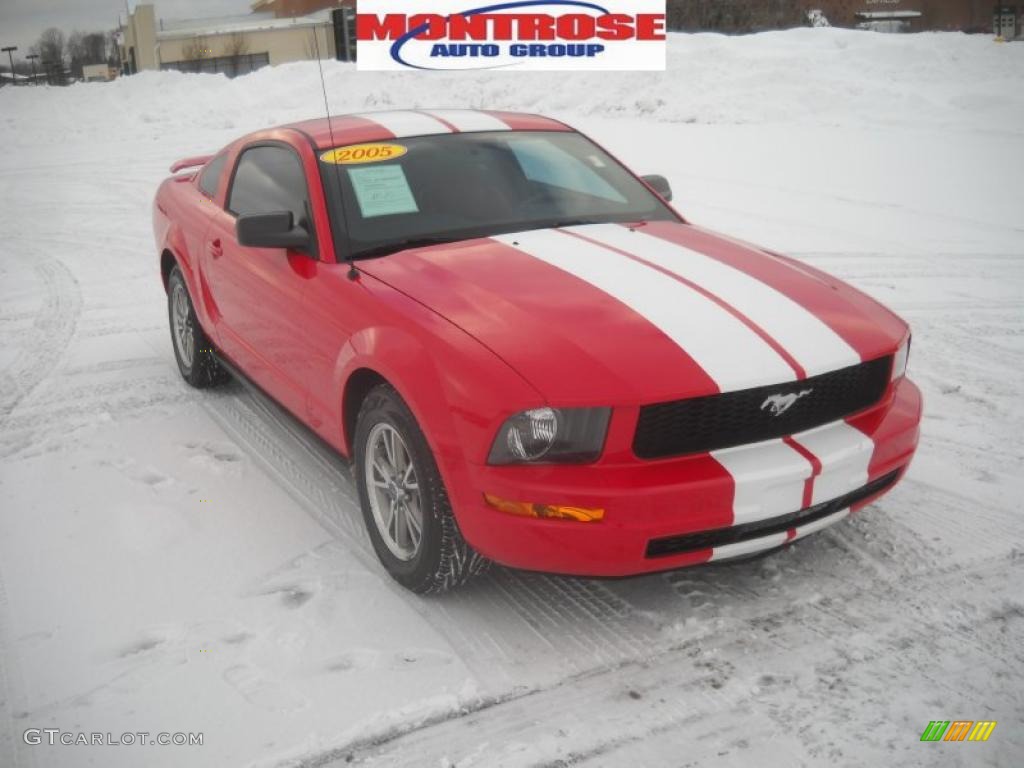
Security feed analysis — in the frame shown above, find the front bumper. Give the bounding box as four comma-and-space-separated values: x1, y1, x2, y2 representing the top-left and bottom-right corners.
450, 377, 922, 577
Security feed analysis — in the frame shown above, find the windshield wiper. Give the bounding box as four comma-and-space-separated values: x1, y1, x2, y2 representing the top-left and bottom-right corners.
350, 218, 639, 260
351, 236, 468, 261
545, 218, 604, 230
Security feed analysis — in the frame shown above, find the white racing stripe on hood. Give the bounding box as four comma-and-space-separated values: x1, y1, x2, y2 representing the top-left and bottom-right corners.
568, 224, 861, 377
494, 229, 796, 392
422, 110, 510, 132
355, 110, 450, 137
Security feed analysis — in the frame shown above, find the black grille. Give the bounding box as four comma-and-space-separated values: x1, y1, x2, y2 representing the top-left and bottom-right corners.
645, 470, 900, 558
633, 356, 892, 460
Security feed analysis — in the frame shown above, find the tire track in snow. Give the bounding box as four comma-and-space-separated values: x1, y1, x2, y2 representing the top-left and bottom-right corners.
307, 558, 1023, 768
0, 569, 16, 768
201, 367, 1022, 722
201, 381, 667, 689
0, 563, 36, 768
197, 367, 1024, 768
284, 643, 745, 768
0, 366, 196, 461
184, 281, 1024, 766
0, 257, 82, 424
838, 480, 1024, 576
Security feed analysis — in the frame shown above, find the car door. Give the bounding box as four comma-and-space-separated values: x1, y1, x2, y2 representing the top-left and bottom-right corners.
203, 142, 316, 418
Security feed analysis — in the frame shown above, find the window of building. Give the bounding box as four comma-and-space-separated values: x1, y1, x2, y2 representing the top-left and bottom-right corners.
161, 51, 270, 78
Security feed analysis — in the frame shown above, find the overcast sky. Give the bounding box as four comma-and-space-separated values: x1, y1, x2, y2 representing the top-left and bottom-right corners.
1, 0, 255, 54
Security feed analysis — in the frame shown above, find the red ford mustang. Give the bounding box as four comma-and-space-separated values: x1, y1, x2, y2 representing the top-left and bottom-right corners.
153, 109, 921, 593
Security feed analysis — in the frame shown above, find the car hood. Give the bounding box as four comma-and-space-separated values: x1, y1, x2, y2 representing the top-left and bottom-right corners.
359, 221, 908, 405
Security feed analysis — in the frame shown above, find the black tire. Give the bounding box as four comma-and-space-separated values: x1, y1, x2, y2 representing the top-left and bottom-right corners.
354, 384, 489, 593
167, 265, 229, 388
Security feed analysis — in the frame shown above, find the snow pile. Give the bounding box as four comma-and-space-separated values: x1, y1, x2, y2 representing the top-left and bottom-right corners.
2, 29, 1023, 153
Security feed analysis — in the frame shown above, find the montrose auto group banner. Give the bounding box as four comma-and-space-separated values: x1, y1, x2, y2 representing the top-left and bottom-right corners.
355, 0, 666, 70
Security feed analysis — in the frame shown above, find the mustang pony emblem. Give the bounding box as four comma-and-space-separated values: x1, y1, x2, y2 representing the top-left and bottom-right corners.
761, 389, 814, 417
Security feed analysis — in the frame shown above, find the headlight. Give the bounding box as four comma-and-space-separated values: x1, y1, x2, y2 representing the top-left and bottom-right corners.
892, 335, 911, 381
488, 407, 611, 465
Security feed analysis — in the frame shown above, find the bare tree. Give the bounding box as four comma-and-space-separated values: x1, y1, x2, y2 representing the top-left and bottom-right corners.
181, 35, 211, 73
67, 30, 113, 79
36, 27, 66, 67
225, 32, 250, 77
67, 31, 87, 78
83, 32, 108, 65
31, 28, 68, 84
107, 30, 121, 69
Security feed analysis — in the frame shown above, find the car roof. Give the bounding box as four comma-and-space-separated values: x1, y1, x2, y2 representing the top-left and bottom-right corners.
280, 109, 573, 149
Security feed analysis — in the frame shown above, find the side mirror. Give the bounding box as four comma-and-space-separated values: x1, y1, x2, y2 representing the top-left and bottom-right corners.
641, 174, 673, 202
236, 211, 310, 250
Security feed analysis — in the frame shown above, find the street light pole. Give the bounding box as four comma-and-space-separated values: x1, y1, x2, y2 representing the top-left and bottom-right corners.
2, 46, 17, 86
26, 53, 38, 85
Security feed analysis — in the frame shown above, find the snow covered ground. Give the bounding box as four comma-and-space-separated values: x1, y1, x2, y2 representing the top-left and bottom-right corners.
1, 29, 1023, 768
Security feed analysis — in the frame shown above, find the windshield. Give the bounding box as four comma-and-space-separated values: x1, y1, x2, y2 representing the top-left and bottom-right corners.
317, 130, 678, 260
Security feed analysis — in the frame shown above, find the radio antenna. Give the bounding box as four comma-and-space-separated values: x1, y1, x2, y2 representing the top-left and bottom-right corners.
313, 24, 359, 281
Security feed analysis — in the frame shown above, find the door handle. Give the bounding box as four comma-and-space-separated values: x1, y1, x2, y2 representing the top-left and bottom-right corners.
209, 238, 223, 259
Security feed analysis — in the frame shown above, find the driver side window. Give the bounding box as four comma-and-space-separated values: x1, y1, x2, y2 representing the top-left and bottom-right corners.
228, 145, 312, 234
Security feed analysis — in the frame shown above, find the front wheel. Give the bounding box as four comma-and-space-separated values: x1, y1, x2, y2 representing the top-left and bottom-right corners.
354, 384, 488, 593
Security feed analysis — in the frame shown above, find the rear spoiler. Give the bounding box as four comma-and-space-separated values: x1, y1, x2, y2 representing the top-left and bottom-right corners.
170, 154, 213, 174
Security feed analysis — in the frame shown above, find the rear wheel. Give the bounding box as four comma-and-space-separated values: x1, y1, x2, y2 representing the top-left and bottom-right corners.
167, 265, 228, 388
354, 384, 488, 593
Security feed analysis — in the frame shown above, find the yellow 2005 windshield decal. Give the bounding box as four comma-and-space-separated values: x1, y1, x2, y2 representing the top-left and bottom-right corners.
320, 143, 408, 165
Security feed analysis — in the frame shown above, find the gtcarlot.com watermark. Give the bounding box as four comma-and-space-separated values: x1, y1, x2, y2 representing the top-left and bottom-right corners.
24, 729, 203, 747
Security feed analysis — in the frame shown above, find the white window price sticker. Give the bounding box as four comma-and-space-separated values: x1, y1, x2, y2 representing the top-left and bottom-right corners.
347, 165, 419, 218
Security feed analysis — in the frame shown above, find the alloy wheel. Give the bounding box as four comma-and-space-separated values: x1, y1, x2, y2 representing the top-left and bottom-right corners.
364, 422, 424, 561
171, 281, 195, 368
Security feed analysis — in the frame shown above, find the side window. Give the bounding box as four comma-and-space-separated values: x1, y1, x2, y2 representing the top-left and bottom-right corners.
198, 153, 227, 199
228, 145, 311, 230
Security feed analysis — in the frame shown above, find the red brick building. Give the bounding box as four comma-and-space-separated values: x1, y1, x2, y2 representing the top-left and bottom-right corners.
812, 0, 1014, 34
250, 0, 354, 19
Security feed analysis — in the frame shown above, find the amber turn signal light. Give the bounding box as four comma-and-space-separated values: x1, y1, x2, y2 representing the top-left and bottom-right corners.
483, 494, 604, 522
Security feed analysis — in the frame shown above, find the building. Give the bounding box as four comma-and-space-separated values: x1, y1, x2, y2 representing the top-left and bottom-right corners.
118, 1, 354, 77
994, 3, 1022, 37
82, 63, 118, 82
0, 72, 29, 87
811, 1, 1018, 35
251, 0, 347, 16
855, 9, 924, 33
